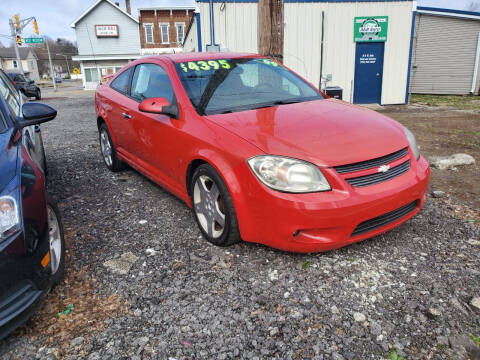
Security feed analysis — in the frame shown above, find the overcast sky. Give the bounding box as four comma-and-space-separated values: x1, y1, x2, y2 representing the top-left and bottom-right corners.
1, 0, 478, 45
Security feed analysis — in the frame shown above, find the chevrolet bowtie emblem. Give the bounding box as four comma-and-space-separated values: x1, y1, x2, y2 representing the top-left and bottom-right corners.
378, 165, 390, 173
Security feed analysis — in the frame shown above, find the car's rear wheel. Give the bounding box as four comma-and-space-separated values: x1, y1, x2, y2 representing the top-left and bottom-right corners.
46, 197, 65, 285
99, 123, 124, 172
191, 164, 241, 247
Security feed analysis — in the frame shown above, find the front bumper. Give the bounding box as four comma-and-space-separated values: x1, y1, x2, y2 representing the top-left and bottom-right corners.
235, 155, 430, 253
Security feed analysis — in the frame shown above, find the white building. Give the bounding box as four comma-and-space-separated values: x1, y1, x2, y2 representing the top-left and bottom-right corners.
410, 6, 480, 95
71, 0, 141, 90
0, 48, 40, 82
184, 0, 417, 105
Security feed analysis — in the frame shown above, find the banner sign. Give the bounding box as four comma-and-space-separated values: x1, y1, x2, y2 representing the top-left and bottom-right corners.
354, 16, 388, 42
95, 25, 119, 37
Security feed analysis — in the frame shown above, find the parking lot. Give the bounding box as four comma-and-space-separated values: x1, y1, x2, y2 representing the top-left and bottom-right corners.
0, 87, 479, 359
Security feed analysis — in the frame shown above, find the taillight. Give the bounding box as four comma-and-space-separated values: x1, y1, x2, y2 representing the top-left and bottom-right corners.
12, 81, 16, 86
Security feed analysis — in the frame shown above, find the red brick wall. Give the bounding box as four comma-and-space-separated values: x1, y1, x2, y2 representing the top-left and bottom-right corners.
139, 9, 194, 49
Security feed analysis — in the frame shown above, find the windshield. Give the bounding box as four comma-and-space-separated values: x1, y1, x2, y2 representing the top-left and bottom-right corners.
175, 57, 323, 115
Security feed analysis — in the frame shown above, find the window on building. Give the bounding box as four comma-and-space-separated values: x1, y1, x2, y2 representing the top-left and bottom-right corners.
160, 23, 169, 44
111, 67, 133, 94
175, 22, 185, 45
143, 23, 154, 44
13, 60, 18, 68
85, 68, 100, 83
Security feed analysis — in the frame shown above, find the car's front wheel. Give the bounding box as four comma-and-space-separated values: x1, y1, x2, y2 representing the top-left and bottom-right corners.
35, 89, 41, 101
46, 197, 65, 286
191, 164, 241, 247
99, 123, 125, 172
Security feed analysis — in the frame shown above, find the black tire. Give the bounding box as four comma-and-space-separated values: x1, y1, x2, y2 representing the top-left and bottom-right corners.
99, 123, 125, 172
190, 164, 241, 247
35, 89, 41, 101
46, 196, 65, 286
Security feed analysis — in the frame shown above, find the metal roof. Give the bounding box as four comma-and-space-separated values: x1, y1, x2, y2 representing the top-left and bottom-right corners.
417, 6, 480, 20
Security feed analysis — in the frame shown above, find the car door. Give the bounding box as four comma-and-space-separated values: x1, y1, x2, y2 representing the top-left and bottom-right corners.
127, 62, 183, 187
105, 67, 138, 157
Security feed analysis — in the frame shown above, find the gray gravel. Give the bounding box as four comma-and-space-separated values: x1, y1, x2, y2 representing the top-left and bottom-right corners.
1, 92, 479, 359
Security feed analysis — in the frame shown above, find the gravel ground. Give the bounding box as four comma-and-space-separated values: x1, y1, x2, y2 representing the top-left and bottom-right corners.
1, 92, 479, 360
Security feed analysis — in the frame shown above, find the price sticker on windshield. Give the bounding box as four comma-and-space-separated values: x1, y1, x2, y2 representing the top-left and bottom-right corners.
179, 60, 231, 72
262, 59, 279, 67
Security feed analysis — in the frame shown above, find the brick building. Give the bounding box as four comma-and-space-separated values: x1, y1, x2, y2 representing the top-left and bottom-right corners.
138, 6, 195, 55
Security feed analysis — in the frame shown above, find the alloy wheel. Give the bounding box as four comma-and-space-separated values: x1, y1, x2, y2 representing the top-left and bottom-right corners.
193, 175, 226, 238
100, 129, 113, 167
47, 205, 62, 274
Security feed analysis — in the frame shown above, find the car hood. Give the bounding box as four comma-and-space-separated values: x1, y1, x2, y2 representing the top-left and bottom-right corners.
0, 129, 19, 193
205, 99, 408, 167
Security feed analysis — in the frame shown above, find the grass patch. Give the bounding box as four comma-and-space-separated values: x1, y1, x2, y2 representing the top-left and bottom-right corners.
386, 350, 405, 360
410, 94, 480, 110
472, 335, 480, 348
301, 260, 312, 270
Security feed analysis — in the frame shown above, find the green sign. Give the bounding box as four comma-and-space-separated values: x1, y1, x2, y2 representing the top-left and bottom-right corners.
354, 16, 388, 42
24, 37, 44, 44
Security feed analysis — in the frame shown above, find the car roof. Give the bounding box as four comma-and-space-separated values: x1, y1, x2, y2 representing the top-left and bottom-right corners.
145, 52, 261, 63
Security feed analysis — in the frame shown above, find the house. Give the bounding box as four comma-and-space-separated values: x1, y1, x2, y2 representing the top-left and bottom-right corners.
70, 0, 141, 90
410, 7, 480, 95
0, 47, 40, 82
138, 5, 195, 55
184, 0, 417, 105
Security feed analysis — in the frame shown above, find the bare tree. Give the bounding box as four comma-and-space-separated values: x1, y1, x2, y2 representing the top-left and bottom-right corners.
467, 1, 480, 11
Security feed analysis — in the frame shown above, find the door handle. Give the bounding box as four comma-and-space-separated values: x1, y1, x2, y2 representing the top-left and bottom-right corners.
376, 73, 380, 77
121, 112, 131, 119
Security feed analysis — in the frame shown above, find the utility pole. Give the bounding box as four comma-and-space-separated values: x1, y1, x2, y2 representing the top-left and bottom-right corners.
9, 17, 24, 74
258, 0, 284, 62
45, 39, 56, 91
56, 53, 71, 77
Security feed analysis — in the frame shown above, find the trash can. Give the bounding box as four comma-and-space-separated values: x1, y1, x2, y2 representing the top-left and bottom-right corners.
324, 86, 343, 100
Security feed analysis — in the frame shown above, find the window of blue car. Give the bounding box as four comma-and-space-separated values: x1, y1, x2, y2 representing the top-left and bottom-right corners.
130, 63, 174, 103
110, 67, 133, 94
0, 71, 20, 117
174, 58, 323, 115
0, 109, 6, 132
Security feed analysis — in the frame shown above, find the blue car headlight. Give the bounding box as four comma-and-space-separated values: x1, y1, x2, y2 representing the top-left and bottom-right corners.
0, 183, 21, 242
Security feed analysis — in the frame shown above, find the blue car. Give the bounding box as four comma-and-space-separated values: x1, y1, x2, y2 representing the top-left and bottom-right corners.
0, 69, 65, 339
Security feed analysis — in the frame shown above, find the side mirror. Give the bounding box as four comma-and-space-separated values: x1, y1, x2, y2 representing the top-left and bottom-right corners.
18, 102, 57, 128
138, 97, 178, 119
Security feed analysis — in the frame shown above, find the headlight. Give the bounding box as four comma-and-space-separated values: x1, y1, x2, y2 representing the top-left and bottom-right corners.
247, 155, 331, 193
403, 126, 420, 160
0, 195, 20, 241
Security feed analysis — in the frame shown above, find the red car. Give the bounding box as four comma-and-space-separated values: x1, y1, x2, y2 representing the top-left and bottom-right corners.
95, 53, 430, 253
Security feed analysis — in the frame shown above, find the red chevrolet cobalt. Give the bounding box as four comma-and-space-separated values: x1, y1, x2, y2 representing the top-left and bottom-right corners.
95, 53, 430, 253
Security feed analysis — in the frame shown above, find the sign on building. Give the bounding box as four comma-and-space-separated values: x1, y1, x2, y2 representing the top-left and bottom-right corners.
95, 25, 119, 37
354, 16, 388, 43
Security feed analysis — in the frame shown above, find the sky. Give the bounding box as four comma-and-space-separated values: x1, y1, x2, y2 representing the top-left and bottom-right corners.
0, 0, 478, 45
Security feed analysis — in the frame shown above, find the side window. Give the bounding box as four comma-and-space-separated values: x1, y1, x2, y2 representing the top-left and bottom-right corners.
0, 71, 21, 116
110, 67, 133, 94
130, 64, 174, 103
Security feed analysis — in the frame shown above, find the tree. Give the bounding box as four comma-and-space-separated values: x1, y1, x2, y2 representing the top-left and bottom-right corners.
467, 1, 480, 11
29, 37, 79, 77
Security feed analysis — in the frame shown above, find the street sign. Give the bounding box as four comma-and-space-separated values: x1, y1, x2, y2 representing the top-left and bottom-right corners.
24, 37, 44, 44
73, 67, 80, 75
354, 16, 389, 43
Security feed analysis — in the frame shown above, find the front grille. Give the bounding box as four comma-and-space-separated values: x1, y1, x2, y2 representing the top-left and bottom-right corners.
345, 160, 410, 187
351, 201, 417, 237
334, 148, 408, 174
